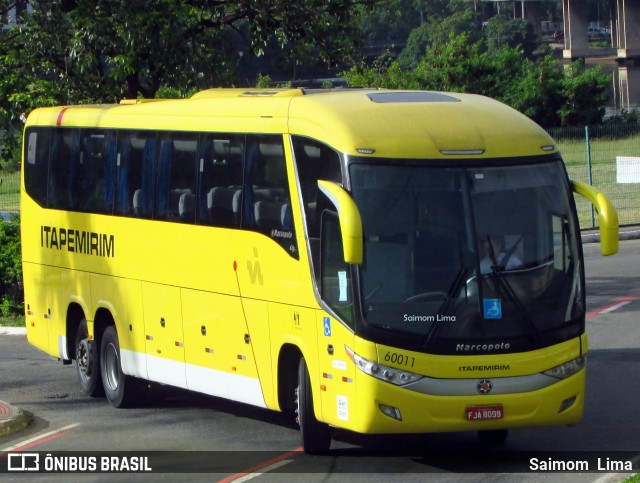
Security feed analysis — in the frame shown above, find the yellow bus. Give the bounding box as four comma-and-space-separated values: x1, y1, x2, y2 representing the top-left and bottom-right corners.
21, 88, 618, 452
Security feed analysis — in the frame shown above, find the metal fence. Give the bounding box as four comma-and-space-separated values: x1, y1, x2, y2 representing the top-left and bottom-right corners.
0, 169, 19, 216
2, 124, 640, 226
549, 124, 640, 229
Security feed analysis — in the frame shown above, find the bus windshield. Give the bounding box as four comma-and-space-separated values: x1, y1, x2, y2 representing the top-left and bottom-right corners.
348, 157, 583, 355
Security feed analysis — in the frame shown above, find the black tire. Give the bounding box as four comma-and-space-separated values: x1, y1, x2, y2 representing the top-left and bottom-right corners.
75, 319, 104, 397
100, 326, 140, 408
478, 429, 508, 446
296, 358, 331, 454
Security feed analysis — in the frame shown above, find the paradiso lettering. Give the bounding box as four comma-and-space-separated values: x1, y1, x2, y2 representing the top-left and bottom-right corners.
41, 225, 115, 258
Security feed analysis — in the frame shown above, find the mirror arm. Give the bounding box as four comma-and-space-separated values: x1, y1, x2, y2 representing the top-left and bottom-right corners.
571, 180, 618, 256
318, 180, 363, 264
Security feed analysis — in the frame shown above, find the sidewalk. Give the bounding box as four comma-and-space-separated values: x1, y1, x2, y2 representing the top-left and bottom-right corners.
0, 400, 30, 437
581, 225, 640, 243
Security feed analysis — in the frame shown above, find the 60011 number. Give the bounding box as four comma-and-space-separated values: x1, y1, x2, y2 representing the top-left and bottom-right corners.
384, 351, 415, 368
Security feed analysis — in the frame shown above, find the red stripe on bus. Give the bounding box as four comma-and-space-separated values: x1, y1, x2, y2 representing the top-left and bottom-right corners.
56, 107, 69, 126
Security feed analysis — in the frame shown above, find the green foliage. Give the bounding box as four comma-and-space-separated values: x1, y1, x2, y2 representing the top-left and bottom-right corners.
397, 23, 431, 69
344, 34, 610, 128
255, 74, 275, 88
484, 14, 537, 58
254, 74, 291, 88
0, 214, 23, 317
397, 7, 480, 69
154, 86, 198, 99
557, 62, 609, 126
605, 108, 640, 124
0, 0, 383, 165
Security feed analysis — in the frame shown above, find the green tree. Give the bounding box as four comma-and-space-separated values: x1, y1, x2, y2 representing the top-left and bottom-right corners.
557, 62, 609, 126
484, 14, 537, 58
398, 8, 481, 68
0, 0, 382, 164
344, 34, 610, 128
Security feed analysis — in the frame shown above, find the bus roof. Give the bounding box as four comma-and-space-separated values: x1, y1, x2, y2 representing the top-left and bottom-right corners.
25, 88, 557, 159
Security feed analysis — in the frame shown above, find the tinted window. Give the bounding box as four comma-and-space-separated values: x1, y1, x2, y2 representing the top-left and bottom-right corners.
291, 136, 342, 238
243, 135, 298, 258
78, 131, 116, 214
115, 131, 156, 218
48, 129, 79, 209
198, 134, 244, 228
155, 133, 198, 223
24, 128, 50, 206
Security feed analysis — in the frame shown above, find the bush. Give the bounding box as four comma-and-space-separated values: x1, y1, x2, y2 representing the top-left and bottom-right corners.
343, 34, 610, 129
0, 214, 23, 317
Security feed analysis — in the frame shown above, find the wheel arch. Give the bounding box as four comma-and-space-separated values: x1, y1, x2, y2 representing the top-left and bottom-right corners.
93, 307, 116, 354
66, 302, 86, 360
277, 343, 303, 414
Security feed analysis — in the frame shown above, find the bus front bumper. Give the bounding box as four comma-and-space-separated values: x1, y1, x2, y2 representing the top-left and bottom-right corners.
342, 369, 585, 434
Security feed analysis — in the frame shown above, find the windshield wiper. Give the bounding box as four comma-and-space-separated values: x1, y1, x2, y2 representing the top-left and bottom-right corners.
485, 235, 544, 345
423, 242, 469, 348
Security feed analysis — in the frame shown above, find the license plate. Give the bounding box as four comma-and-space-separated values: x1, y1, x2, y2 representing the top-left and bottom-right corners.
465, 405, 504, 421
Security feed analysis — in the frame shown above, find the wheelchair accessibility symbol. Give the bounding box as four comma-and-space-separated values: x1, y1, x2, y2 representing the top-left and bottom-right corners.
323, 317, 332, 337
483, 299, 502, 319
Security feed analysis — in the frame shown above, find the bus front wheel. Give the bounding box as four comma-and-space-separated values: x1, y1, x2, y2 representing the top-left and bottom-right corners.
75, 319, 104, 397
100, 326, 139, 408
296, 358, 331, 454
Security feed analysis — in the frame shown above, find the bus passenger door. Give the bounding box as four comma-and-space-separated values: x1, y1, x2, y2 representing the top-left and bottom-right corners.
142, 282, 186, 388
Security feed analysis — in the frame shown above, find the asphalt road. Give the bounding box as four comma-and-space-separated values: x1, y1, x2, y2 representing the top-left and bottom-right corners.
1, 239, 640, 482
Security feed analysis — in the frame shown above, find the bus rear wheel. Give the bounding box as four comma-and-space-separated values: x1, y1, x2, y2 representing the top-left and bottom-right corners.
100, 326, 140, 408
296, 358, 331, 454
75, 319, 104, 397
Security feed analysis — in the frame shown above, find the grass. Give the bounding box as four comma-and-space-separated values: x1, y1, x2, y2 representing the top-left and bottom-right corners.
555, 132, 640, 228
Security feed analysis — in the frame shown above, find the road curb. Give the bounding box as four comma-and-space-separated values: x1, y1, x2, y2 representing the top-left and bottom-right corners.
581, 229, 640, 244
0, 400, 32, 437
0, 327, 26, 336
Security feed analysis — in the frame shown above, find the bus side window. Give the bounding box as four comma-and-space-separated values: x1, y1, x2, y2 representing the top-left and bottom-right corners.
78, 131, 116, 214
198, 134, 244, 228
291, 136, 343, 239
48, 129, 80, 210
115, 132, 155, 218
24, 128, 50, 207
321, 210, 354, 328
243, 135, 298, 258
155, 133, 198, 223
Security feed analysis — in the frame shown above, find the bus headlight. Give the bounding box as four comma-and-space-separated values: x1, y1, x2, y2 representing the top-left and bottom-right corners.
344, 346, 424, 386
543, 356, 586, 380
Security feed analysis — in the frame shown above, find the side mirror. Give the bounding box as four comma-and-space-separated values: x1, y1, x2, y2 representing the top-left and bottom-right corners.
318, 180, 363, 264
571, 180, 618, 256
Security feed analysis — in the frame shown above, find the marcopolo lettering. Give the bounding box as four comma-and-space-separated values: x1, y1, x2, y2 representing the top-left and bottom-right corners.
455, 342, 510, 353
270, 228, 293, 239
41, 225, 115, 258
